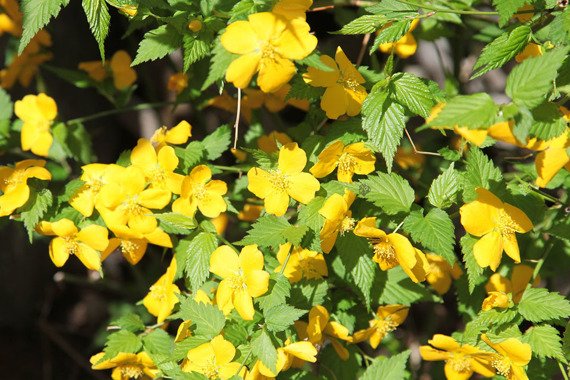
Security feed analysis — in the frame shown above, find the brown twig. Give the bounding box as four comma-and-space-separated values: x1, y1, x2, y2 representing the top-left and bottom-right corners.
356, 33, 371, 67
404, 128, 441, 156
233, 88, 242, 150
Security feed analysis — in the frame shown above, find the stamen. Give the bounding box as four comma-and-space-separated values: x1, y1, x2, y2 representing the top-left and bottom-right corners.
268, 170, 289, 192
340, 217, 355, 234
120, 364, 144, 378
372, 241, 398, 267
491, 355, 511, 377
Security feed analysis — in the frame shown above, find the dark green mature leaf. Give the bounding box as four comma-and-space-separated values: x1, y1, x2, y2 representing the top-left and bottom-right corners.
404, 208, 456, 264
370, 20, 411, 53
264, 304, 307, 332
19, 0, 70, 53
336, 14, 386, 34
461, 147, 502, 201
361, 89, 406, 170
99, 330, 142, 362
429, 93, 498, 130
202, 42, 238, 90
252, 329, 278, 373
183, 35, 210, 72
132, 25, 183, 65
336, 234, 375, 307
20, 188, 53, 242
377, 267, 441, 305
175, 232, 217, 292
298, 52, 335, 72
390, 72, 435, 118
258, 273, 291, 310
492, 0, 527, 26
289, 280, 329, 309
359, 172, 415, 214
506, 48, 568, 108
460, 234, 485, 293
142, 329, 174, 355
523, 325, 567, 363
361, 350, 410, 380
202, 125, 231, 160
471, 25, 531, 78
518, 288, 570, 323
174, 298, 225, 338
298, 196, 325, 232
82, 0, 110, 59
428, 163, 459, 209
463, 308, 519, 344
529, 102, 567, 140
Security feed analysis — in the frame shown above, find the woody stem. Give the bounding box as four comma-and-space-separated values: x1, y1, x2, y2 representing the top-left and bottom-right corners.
66, 101, 179, 125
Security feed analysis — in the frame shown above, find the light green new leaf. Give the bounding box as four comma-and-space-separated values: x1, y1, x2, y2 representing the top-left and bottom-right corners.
142, 329, 174, 355
335, 14, 386, 35
155, 212, 198, 235
257, 273, 291, 311
461, 147, 502, 201
336, 233, 375, 307
361, 351, 410, 380
523, 325, 567, 363
369, 20, 411, 53
237, 215, 291, 247
429, 93, 498, 130
428, 163, 459, 209
175, 232, 218, 292
98, 330, 142, 363
366, 0, 417, 19
492, 0, 527, 26
264, 304, 307, 332
359, 172, 415, 214
132, 25, 183, 66
111, 313, 145, 333
518, 287, 570, 323
389, 72, 435, 118
174, 298, 226, 338
19, 0, 70, 53
183, 35, 210, 72
20, 188, 53, 242
252, 329, 278, 373
82, 0, 110, 60
202, 124, 231, 160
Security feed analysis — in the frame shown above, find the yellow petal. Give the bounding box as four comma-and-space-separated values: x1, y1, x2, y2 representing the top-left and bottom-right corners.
210, 245, 240, 278
353, 217, 386, 239
274, 18, 317, 60
387, 232, 417, 270
287, 172, 320, 204
510, 264, 534, 301
264, 190, 290, 216
502, 232, 521, 264
221, 20, 259, 54
429, 334, 460, 351
473, 230, 503, 271
233, 289, 255, 320
459, 188, 501, 236
258, 55, 297, 93
211, 335, 236, 365
419, 346, 450, 361
276, 143, 308, 173
319, 192, 347, 221
482, 291, 510, 311
503, 203, 533, 233
245, 269, 270, 297
485, 273, 511, 294
282, 341, 317, 362
76, 224, 109, 251
321, 85, 348, 119
49, 237, 70, 267
535, 146, 569, 187
226, 53, 261, 89
75, 244, 102, 271
303, 55, 339, 87
394, 33, 417, 58
247, 167, 272, 200
310, 140, 344, 178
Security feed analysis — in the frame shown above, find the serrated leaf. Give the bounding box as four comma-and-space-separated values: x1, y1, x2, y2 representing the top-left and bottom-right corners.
335, 14, 386, 34
492, 0, 527, 26
361, 350, 410, 380
298, 52, 335, 72
389, 72, 434, 118
282, 225, 309, 246
179, 141, 205, 171
460, 234, 485, 293
202, 42, 238, 90
518, 288, 570, 323
257, 273, 291, 311
237, 215, 291, 247
549, 8, 570, 44
20, 188, 53, 242
0, 88, 13, 120
202, 125, 231, 160
82, 0, 110, 59
430, 93, 498, 130
99, 330, 142, 362
19, 0, 69, 53
252, 329, 278, 373
175, 232, 217, 292
286, 74, 323, 101
132, 25, 182, 66
370, 20, 411, 53
366, 0, 417, 19
524, 325, 567, 363
298, 196, 325, 232
506, 48, 568, 108
174, 297, 225, 338
155, 212, 197, 235
376, 267, 440, 305
264, 304, 307, 332
463, 308, 519, 344
403, 208, 455, 264
183, 35, 210, 72
428, 163, 459, 209
359, 172, 415, 214
289, 280, 328, 309
471, 25, 531, 78
461, 147, 502, 201
529, 102, 567, 140
336, 234, 375, 307
142, 329, 174, 355
111, 313, 145, 333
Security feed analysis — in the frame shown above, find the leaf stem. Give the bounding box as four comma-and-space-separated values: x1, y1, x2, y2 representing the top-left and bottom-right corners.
559, 362, 570, 380
532, 240, 554, 281
66, 101, 179, 125
279, 245, 293, 275
213, 165, 250, 173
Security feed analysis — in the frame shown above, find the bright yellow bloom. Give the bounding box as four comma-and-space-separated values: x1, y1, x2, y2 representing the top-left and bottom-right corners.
515, 43, 542, 63
14, 93, 57, 157
247, 143, 320, 216
142, 258, 180, 323
70, 163, 125, 217
295, 305, 352, 360
101, 225, 172, 265
482, 264, 537, 311
257, 339, 318, 377
310, 140, 376, 182
0, 159, 51, 216
425, 254, 463, 295
150, 120, 192, 149
428, 103, 488, 146
318, 190, 356, 253
79, 50, 136, 90
257, 131, 293, 153
460, 188, 533, 271
36, 218, 109, 271
209, 245, 270, 320
167, 72, 189, 94
211, 213, 229, 235
420, 334, 495, 380
237, 200, 264, 221
90, 352, 158, 380
534, 129, 570, 188
353, 305, 408, 349
379, 19, 419, 59
182, 335, 242, 379
221, 12, 317, 93
272, 0, 312, 20
275, 242, 328, 283
303, 47, 367, 119
481, 334, 532, 380
172, 165, 228, 218
354, 217, 429, 283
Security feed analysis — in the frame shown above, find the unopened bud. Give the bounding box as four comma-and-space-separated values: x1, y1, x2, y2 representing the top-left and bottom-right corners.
188, 19, 202, 32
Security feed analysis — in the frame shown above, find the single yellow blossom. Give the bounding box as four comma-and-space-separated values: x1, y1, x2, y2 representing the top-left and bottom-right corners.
482, 264, 537, 311
172, 165, 228, 218
257, 131, 293, 153
318, 190, 356, 253
36, 218, 109, 271
481, 334, 532, 380
0, 0, 22, 37
209, 245, 270, 320
515, 43, 542, 63
534, 129, 570, 188
150, 120, 192, 149
460, 188, 533, 271
310, 140, 376, 182
14, 93, 57, 157
182, 335, 242, 379
272, 0, 312, 20
257, 339, 318, 377
142, 258, 180, 323
211, 213, 229, 235
167, 72, 189, 94
420, 334, 495, 380
90, 351, 158, 380
275, 242, 328, 282
425, 254, 463, 295
353, 305, 408, 349
354, 217, 429, 283
379, 19, 419, 59
247, 142, 320, 216
0, 159, 51, 216
221, 12, 317, 93
238, 200, 264, 221
303, 47, 367, 119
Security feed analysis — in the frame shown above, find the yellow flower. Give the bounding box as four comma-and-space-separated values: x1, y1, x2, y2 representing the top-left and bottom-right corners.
167, 72, 189, 94
150, 120, 192, 149
211, 213, 229, 235
118, 5, 138, 17
101, 225, 173, 265
256, 339, 318, 377
90, 351, 158, 380
172, 165, 228, 218
209, 245, 270, 320
36, 218, 109, 271
460, 188, 533, 271
247, 142, 320, 216
272, 0, 312, 20
142, 258, 180, 323
379, 19, 419, 59
221, 12, 317, 93
182, 335, 242, 379
310, 140, 376, 182
318, 190, 356, 253
14, 93, 57, 157
515, 43, 542, 63
79, 50, 137, 90
481, 334, 532, 380
420, 334, 495, 380
425, 254, 463, 295
534, 129, 569, 188
482, 264, 537, 311
0, 0, 22, 37
78, 61, 106, 82
295, 305, 352, 360
237, 200, 264, 221
188, 19, 203, 32
257, 131, 293, 153
303, 47, 367, 119
244, 85, 309, 113
514, 4, 534, 23
275, 242, 328, 283
427, 103, 488, 146
0, 159, 51, 216
354, 217, 429, 283
353, 305, 408, 349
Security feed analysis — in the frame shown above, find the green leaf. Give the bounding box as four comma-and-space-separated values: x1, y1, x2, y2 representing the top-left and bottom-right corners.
155, 212, 197, 235
289, 280, 329, 309
202, 125, 231, 160
142, 329, 174, 355
377, 267, 440, 305
460, 234, 485, 293
252, 329, 278, 373
463, 308, 519, 344
286, 74, 323, 101
335, 14, 386, 34
132, 25, 183, 65
336, 234, 375, 307
99, 330, 142, 362
361, 350, 410, 380
389, 72, 435, 118
298, 52, 335, 72
175, 232, 218, 292
471, 25, 531, 79
523, 325, 567, 363
518, 288, 570, 323
366, 0, 417, 19
202, 42, 238, 90
82, 0, 110, 59
429, 93, 498, 130
370, 20, 411, 53
403, 208, 456, 264
183, 35, 210, 72
20, 188, 53, 242
359, 172, 415, 214
64, 123, 94, 164
111, 313, 145, 333
529, 102, 567, 140
361, 89, 406, 170
563, 321, 570, 362
263, 304, 307, 332
506, 48, 568, 108
492, 0, 527, 26
297, 196, 325, 232
179, 141, 206, 171
461, 147, 502, 201
549, 8, 570, 44
237, 215, 292, 247
19, 0, 70, 53
428, 163, 459, 209
0, 88, 13, 120
174, 297, 226, 338
257, 273, 291, 311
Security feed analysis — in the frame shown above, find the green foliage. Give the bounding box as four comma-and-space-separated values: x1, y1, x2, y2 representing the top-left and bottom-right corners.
98, 330, 142, 362
370, 20, 411, 53
389, 73, 435, 118
202, 125, 231, 160
460, 234, 485, 293
257, 273, 291, 311
336, 14, 386, 34
403, 208, 456, 264
529, 102, 567, 140
461, 147, 502, 201
202, 42, 238, 90
111, 313, 145, 333
523, 325, 567, 363
336, 233, 375, 307
19, 0, 69, 53
359, 172, 415, 214
361, 350, 410, 380
492, 0, 528, 26
263, 304, 307, 332
518, 287, 570, 323
252, 329, 278, 373
155, 212, 197, 235
427, 163, 459, 209
82, 0, 110, 59
20, 188, 53, 242
132, 25, 183, 65
376, 267, 440, 305
429, 93, 498, 130
174, 297, 226, 339
0, 88, 13, 120
238, 215, 307, 247
175, 231, 218, 292
183, 35, 211, 72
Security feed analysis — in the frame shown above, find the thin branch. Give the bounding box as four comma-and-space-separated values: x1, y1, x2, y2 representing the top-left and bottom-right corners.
404, 128, 441, 156
356, 33, 371, 67
233, 88, 241, 150
66, 101, 178, 125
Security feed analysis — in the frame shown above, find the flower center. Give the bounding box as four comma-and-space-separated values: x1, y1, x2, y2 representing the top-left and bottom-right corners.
372, 240, 398, 267
201, 359, 220, 379
228, 271, 247, 290
338, 75, 360, 90
373, 316, 398, 337
447, 353, 472, 373
337, 153, 356, 175
268, 169, 289, 192
120, 364, 144, 378
340, 217, 355, 234
121, 239, 140, 257
192, 183, 207, 200
148, 165, 167, 185
261, 43, 277, 61
124, 195, 144, 216
491, 355, 511, 377
495, 209, 518, 237
149, 284, 168, 301
64, 237, 79, 256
